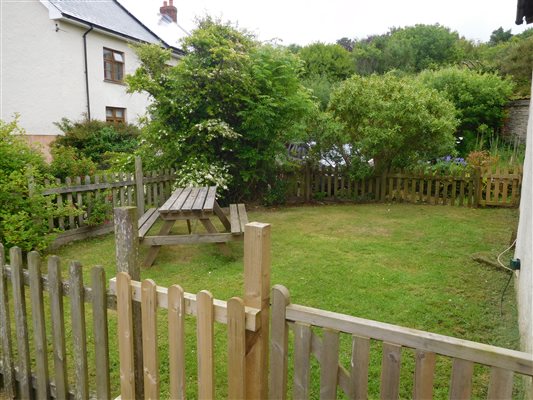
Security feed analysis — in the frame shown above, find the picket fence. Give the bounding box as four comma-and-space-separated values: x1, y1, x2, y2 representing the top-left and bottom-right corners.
0, 210, 532, 399
289, 165, 523, 208
41, 157, 175, 247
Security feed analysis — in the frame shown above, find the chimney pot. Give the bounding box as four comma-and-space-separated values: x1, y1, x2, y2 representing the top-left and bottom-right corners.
160, 0, 177, 22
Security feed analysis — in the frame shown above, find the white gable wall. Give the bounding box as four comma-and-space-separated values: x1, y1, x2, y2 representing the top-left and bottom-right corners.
1, 0, 152, 136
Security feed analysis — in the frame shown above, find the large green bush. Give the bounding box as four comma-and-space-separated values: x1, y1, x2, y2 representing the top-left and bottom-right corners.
0, 119, 60, 251
53, 118, 140, 168
419, 67, 514, 154
325, 74, 458, 173
126, 18, 315, 200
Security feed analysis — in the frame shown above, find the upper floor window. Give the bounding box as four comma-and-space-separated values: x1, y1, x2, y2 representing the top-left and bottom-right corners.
103, 48, 124, 83
106, 107, 126, 125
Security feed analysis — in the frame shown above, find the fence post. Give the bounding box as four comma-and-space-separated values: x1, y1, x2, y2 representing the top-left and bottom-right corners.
135, 156, 145, 216
305, 165, 311, 202
474, 167, 482, 208
114, 206, 144, 399
244, 222, 271, 399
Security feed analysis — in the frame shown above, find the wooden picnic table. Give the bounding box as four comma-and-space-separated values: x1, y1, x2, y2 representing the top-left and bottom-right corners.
139, 186, 248, 267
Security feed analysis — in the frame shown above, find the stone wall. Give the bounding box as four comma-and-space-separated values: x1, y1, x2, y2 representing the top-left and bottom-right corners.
504, 99, 530, 143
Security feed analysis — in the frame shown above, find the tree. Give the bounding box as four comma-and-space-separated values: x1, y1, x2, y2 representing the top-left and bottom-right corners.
351, 25, 463, 75
336, 37, 355, 52
419, 67, 514, 154
298, 42, 354, 81
325, 74, 457, 173
489, 27, 513, 45
500, 36, 533, 97
383, 24, 463, 72
126, 18, 315, 199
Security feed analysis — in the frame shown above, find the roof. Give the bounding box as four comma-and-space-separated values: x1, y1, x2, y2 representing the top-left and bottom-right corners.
46, 0, 184, 55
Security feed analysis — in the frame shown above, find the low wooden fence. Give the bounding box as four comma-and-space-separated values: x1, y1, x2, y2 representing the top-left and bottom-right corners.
41, 157, 175, 246
0, 245, 112, 399
288, 165, 523, 208
270, 285, 533, 399
1, 209, 531, 399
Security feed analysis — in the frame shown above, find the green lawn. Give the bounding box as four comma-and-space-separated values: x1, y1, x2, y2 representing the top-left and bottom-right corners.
52, 203, 521, 398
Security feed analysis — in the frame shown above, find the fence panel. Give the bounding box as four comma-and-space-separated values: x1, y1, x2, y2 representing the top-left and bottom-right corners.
0, 249, 112, 399
112, 274, 259, 399
290, 166, 521, 208
38, 158, 177, 247
271, 285, 533, 400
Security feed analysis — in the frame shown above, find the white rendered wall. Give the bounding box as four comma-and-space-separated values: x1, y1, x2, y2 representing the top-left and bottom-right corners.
1, 0, 153, 135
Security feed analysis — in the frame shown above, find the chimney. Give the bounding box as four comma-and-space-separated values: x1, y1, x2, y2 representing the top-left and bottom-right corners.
160, 0, 177, 22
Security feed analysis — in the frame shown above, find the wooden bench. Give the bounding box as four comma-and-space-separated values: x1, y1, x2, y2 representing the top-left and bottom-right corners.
138, 207, 159, 238
229, 204, 248, 235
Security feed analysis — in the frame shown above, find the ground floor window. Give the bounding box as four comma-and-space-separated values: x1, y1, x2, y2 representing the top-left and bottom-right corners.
106, 107, 126, 125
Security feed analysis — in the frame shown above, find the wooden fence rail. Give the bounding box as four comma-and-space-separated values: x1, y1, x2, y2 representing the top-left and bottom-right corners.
269, 284, 533, 399
288, 165, 523, 208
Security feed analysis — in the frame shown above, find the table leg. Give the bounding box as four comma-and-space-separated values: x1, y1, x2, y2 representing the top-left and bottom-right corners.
143, 220, 175, 268
214, 202, 231, 232
200, 218, 231, 256
186, 219, 192, 234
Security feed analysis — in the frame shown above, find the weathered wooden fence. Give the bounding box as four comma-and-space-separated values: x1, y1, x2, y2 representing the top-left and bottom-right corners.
270, 284, 533, 399
0, 244, 112, 399
1, 208, 532, 399
41, 157, 176, 247
288, 165, 523, 208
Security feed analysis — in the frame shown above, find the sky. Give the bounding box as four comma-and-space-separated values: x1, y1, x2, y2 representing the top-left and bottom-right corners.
119, 0, 531, 46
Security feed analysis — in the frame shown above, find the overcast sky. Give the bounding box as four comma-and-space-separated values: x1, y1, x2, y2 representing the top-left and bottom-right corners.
120, 0, 530, 46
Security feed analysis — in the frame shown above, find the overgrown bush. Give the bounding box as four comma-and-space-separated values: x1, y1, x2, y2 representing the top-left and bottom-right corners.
0, 118, 62, 251
324, 74, 458, 173
53, 118, 140, 168
49, 146, 97, 180
419, 67, 514, 155
126, 18, 315, 201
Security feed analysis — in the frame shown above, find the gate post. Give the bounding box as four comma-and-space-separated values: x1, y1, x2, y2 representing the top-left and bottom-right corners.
114, 206, 144, 399
243, 222, 271, 399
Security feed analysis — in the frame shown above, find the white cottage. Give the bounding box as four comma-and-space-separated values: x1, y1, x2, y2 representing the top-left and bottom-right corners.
0, 0, 184, 158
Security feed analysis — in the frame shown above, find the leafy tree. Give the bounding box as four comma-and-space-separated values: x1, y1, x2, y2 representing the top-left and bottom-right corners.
126, 18, 315, 199
419, 67, 514, 154
53, 118, 140, 168
382, 24, 463, 72
499, 36, 533, 97
325, 74, 457, 173
298, 42, 354, 81
489, 27, 513, 45
336, 37, 355, 52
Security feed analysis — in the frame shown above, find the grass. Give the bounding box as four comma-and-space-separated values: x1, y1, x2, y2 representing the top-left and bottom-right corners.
49, 203, 521, 398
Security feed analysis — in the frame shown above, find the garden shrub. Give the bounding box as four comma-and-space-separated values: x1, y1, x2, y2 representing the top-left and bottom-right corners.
53, 118, 140, 168
325, 73, 458, 174
0, 118, 67, 251
49, 146, 97, 180
418, 67, 514, 155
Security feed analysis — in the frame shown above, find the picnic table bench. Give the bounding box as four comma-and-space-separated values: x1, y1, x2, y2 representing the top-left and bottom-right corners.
139, 186, 248, 267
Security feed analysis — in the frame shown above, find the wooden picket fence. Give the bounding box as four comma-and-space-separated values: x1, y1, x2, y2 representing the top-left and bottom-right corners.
270, 285, 533, 399
289, 165, 523, 208
41, 157, 176, 246
1, 211, 532, 399
0, 245, 113, 399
